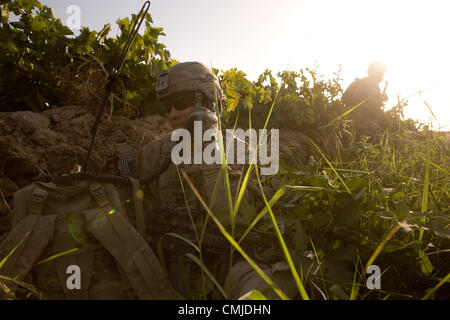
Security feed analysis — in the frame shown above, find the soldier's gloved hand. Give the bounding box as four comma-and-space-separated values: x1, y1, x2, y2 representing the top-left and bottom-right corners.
184, 107, 218, 135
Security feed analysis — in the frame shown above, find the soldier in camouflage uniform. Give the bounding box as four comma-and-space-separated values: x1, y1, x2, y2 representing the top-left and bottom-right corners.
342, 61, 389, 137
121, 62, 297, 299
118, 62, 251, 298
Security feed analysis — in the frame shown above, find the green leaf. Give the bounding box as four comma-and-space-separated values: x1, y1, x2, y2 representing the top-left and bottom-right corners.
149, 27, 163, 39
116, 17, 130, 33
17, 0, 42, 11
249, 289, 267, 300
145, 12, 153, 24
31, 16, 47, 31
418, 250, 433, 275
391, 191, 405, 201
346, 177, 366, 192
383, 239, 409, 253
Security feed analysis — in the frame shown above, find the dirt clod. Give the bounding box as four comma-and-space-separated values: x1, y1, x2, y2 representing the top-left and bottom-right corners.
0, 105, 171, 237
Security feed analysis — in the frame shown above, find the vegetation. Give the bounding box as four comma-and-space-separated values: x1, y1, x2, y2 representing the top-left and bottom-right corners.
0, 0, 174, 116
0, 0, 448, 300
199, 70, 449, 300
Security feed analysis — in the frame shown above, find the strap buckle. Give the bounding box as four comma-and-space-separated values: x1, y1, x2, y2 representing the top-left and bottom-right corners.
29, 188, 48, 215
89, 183, 110, 208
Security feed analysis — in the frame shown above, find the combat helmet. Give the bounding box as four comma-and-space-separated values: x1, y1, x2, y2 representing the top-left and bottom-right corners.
155, 62, 225, 111
367, 61, 386, 80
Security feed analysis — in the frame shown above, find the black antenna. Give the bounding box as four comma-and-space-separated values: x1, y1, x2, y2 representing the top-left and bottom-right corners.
83, 1, 151, 172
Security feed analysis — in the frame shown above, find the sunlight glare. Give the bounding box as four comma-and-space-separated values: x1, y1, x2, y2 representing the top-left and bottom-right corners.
276, 0, 450, 129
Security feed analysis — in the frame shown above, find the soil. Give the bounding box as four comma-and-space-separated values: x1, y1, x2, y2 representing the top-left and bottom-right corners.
0, 105, 310, 240
0, 105, 171, 239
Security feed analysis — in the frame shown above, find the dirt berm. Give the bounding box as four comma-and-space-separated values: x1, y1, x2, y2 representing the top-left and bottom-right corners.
0, 105, 309, 240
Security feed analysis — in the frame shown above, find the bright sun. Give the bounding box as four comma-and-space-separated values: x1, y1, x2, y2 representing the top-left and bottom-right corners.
275, 0, 450, 129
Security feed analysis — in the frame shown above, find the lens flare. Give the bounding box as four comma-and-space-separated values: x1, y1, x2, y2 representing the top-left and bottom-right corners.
136, 190, 144, 200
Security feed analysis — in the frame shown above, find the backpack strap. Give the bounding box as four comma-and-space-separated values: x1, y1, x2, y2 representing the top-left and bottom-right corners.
53, 251, 95, 300
0, 214, 57, 298
28, 187, 48, 215
11, 186, 47, 228
115, 262, 138, 300
129, 178, 145, 237
83, 199, 175, 299
89, 183, 110, 208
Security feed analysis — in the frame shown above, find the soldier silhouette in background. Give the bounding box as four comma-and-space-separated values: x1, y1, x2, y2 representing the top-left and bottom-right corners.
342, 61, 389, 137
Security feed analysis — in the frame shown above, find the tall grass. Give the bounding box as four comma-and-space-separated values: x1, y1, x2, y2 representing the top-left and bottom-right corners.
172, 81, 449, 300
1, 77, 448, 300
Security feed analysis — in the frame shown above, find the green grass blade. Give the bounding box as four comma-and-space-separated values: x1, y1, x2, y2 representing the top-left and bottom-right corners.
183, 253, 228, 299
423, 101, 438, 123
254, 167, 309, 300
306, 137, 352, 195
319, 99, 366, 129
155, 234, 195, 299
285, 185, 345, 193
350, 224, 401, 300
310, 238, 329, 299
430, 161, 448, 174
158, 232, 200, 253
216, 128, 235, 228
0, 232, 30, 271
175, 164, 207, 298
34, 248, 79, 266
421, 272, 450, 300
249, 289, 268, 300
0, 274, 44, 299
175, 165, 201, 243
233, 77, 283, 219
419, 123, 431, 242
180, 168, 289, 300
238, 185, 288, 245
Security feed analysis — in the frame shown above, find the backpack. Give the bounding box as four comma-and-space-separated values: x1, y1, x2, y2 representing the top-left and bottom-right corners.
0, 178, 176, 300
341, 78, 363, 108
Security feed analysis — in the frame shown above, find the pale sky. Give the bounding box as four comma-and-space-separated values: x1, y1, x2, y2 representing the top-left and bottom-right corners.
41, 0, 449, 130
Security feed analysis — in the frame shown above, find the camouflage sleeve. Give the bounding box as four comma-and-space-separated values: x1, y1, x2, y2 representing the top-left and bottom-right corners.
134, 139, 163, 178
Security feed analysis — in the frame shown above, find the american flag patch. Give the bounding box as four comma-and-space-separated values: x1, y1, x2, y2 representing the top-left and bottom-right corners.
119, 153, 135, 175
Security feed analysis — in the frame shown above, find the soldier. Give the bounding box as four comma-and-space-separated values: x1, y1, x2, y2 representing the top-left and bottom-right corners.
117, 62, 241, 298
342, 61, 389, 137
120, 62, 296, 299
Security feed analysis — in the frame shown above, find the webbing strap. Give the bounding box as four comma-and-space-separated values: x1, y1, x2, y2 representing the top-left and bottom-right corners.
0, 214, 56, 298
129, 178, 145, 237
54, 253, 94, 300
29, 187, 48, 215
116, 262, 138, 300
84, 208, 176, 300
89, 183, 110, 208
